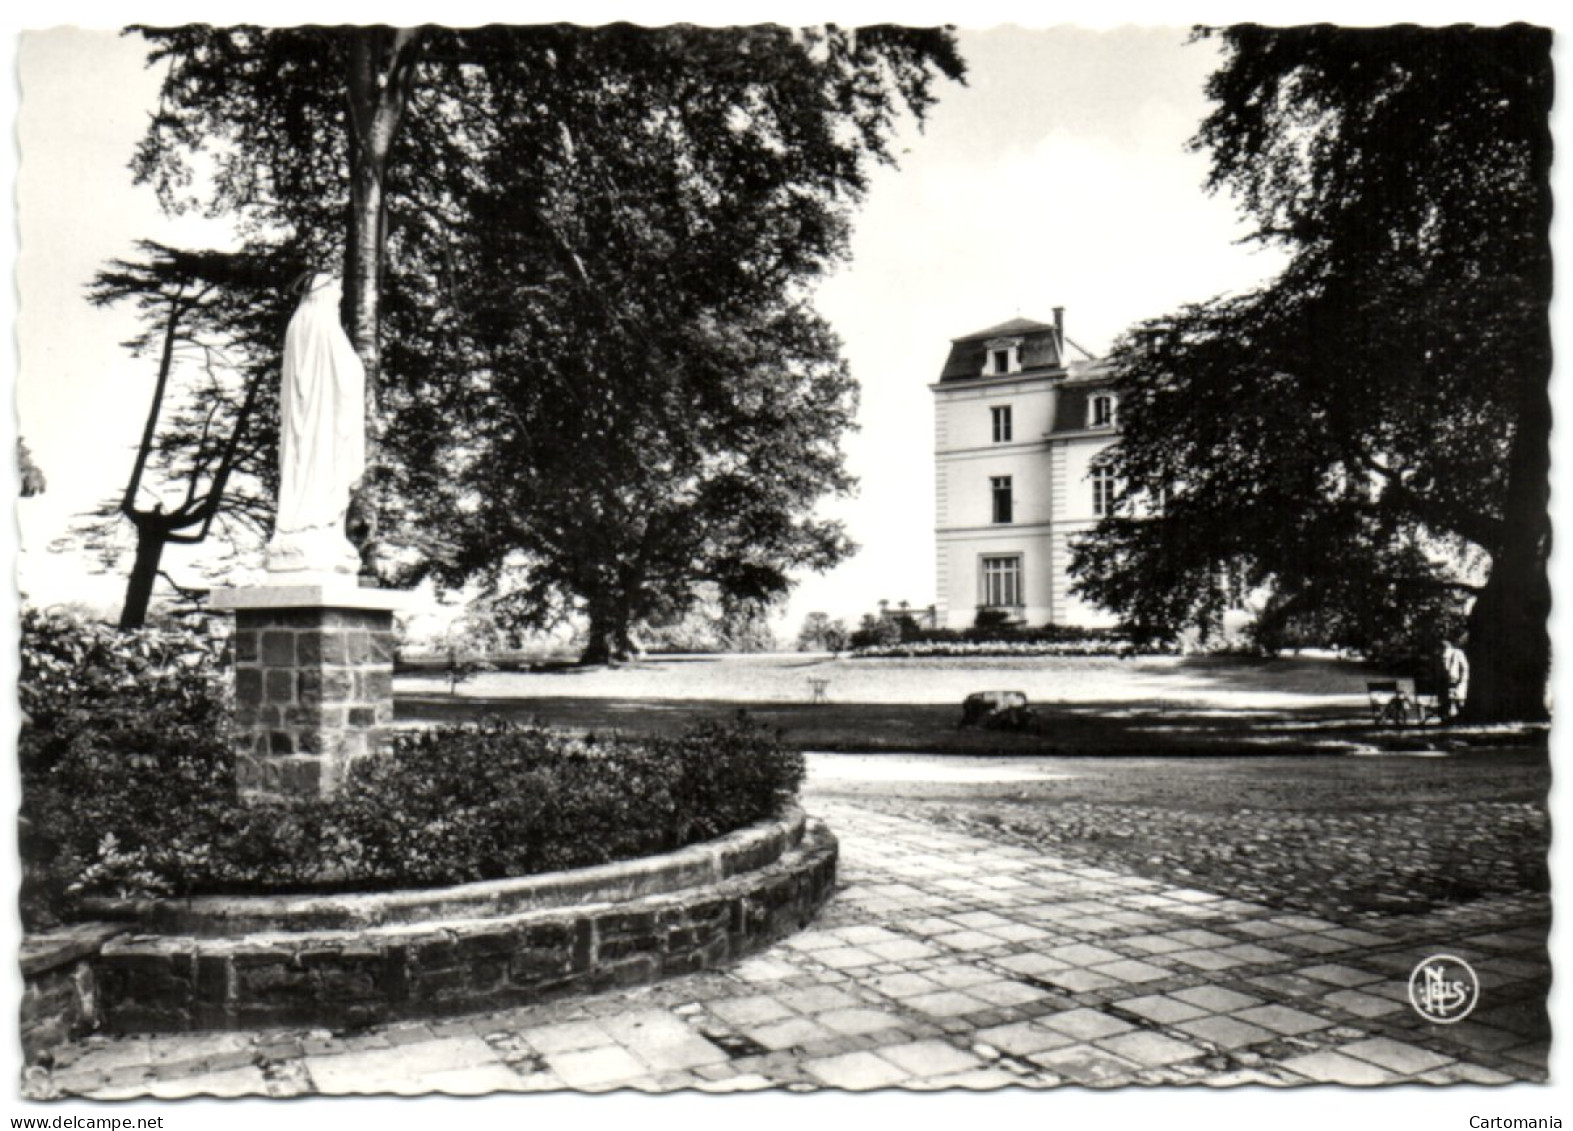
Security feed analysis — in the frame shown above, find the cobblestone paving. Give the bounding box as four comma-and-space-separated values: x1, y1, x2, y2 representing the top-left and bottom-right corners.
867, 796, 1550, 919
27, 798, 1549, 1097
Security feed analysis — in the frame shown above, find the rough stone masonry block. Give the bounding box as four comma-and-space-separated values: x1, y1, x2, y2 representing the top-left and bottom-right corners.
210, 585, 406, 804
235, 668, 264, 706
363, 669, 394, 701
320, 667, 356, 701
234, 630, 260, 664
265, 668, 296, 703
319, 632, 352, 664
286, 704, 324, 729
296, 668, 323, 705
261, 631, 297, 666
346, 631, 373, 664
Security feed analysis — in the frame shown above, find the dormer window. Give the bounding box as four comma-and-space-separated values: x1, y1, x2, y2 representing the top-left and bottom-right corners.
1090, 393, 1117, 428
984, 338, 1021, 376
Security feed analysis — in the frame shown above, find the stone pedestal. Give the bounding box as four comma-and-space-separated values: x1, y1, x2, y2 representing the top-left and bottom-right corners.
210, 584, 407, 804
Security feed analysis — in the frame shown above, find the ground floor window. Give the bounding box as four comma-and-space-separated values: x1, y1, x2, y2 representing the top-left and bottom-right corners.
981, 554, 1023, 608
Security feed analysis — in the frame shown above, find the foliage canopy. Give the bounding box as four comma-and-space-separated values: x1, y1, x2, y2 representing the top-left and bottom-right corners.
128, 24, 965, 656
1070, 24, 1551, 721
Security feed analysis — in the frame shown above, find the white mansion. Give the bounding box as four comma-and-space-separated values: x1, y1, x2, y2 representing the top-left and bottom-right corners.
931, 310, 1120, 630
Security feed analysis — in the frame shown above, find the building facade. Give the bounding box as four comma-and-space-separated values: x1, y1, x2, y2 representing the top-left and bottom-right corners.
931, 310, 1119, 630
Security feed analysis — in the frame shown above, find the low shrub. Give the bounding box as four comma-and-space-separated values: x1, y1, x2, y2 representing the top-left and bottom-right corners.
19, 607, 231, 771
972, 608, 1015, 631
20, 613, 802, 925
329, 716, 805, 885
851, 622, 1163, 658
19, 609, 239, 922
848, 614, 902, 650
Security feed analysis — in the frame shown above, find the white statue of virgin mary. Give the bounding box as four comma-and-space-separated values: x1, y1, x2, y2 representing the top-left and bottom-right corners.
265, 272, 366, 578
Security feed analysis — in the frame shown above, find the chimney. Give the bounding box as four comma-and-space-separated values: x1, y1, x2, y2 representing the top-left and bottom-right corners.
1052, 306, 1065, 359
1135, 320, 1174, 355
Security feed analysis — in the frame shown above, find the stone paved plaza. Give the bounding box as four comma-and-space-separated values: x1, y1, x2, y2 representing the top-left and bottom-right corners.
26, 796, 1550, 1097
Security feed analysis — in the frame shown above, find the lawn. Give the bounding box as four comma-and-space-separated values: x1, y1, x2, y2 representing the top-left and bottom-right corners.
405, 651, 1373, 707
395, 652, 1544, 757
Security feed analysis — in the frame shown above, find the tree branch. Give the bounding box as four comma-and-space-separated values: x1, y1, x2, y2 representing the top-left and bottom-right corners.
1355, 450, 1503, 553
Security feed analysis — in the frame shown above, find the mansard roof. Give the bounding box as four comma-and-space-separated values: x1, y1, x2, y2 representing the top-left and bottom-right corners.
1065, 356, 1116, 383
1048, 368, 1120, 435
952, 317, 1059, 342
939, 317, 1067, 382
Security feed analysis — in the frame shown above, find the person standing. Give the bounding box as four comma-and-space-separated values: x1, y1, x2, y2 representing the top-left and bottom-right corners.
1442, 638, 1470, 720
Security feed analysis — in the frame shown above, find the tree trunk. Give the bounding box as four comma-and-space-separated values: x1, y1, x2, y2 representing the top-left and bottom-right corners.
1462, 546, 1549, 723
119, 524, 168, 630
580, 602, 637, 666
342, 27, 422, 581
343, 100, 385, 579
1458, 77, 1553, 725
1459, 380, 1552, 723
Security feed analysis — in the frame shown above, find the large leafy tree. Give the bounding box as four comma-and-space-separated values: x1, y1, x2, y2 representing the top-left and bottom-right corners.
399, 26, 959, 661
127, 24, 963, 657
1071, 25, 1551, 722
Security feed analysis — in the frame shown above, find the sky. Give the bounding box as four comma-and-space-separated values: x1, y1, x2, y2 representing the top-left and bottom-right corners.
15, 28, 237, 611
9, 21, 1291, 637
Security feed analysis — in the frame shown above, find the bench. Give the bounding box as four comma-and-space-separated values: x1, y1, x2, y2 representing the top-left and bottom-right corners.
1367, 680, 1446, 727
1367, 680, 1410, 725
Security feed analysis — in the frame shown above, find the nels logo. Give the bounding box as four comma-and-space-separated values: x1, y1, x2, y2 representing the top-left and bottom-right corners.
1408, 954, 1480, 1024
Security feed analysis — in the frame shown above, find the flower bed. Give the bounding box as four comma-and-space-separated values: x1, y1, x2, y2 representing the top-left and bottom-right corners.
854, 638, 1149, 659
19, 610, 804, 928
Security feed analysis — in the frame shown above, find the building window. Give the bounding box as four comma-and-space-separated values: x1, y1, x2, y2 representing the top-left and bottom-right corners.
1091, 465, 1117, 517
990, 476, 1013, 524
990, 348, 1012, 375
991, 405, 1013, 443
981, 555, 1023, 609
1090, 394, 1117, 428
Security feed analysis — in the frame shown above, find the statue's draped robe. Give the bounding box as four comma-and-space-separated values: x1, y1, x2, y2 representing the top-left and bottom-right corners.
266, 275, 365, 576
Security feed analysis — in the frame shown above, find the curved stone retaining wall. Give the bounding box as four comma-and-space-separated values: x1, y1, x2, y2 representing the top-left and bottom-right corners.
90, 812, 837, 1034
85, 809, 809, 937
